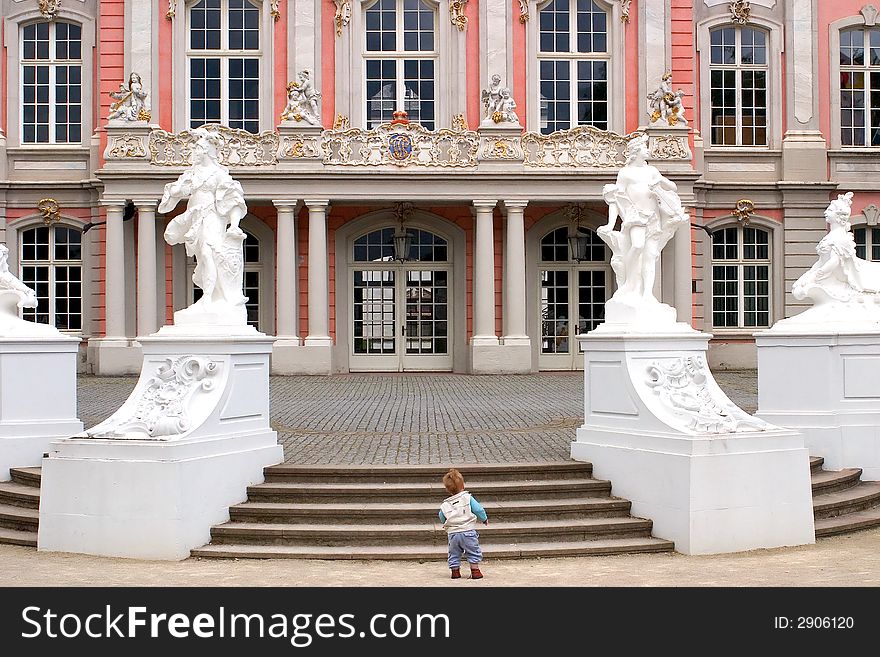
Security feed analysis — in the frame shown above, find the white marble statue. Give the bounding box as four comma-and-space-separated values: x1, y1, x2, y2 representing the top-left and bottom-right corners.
481, 74, 503, 118
159, 127, 249, 326
280, 69, 321, 126
648, 73, 687, 127
108, 72, 150, 122
0, 243, 61, 337
597, 134, 689, 324
779, 192, 880, 326
481, 74, 519, 124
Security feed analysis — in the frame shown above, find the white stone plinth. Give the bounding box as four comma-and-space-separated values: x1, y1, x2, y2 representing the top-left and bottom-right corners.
38, 333, 283, 559
0, 337, 83, 481
570, 331, 815, 555
756, 330, 880, 480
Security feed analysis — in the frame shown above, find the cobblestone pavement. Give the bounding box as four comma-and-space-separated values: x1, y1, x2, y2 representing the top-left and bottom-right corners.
77, 370, 759, 465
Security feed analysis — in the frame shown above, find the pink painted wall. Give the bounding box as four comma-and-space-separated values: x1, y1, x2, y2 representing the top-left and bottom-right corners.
1, 20, 6, 134
98, 0, 125, 165
466, 2, 480, 128
624, 1, 640, 133
273, 2, 289, 124
158, 0, 173, 130
511, 0, 526, 130
671, 0, 695, 152
321, 1, 335, 126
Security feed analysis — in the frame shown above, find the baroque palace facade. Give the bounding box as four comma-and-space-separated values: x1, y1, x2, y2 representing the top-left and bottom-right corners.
0, 0, 876, 374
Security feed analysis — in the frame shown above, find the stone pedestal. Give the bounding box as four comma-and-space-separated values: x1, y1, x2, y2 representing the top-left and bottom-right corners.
102, 121, 154, 169
38, 330, 283, 559
478, 124, 524, 168
570, 330, 815, 555
87, 337, 143, 375
756, 329, 880, 481
645, 124, 693, 172
0, 337, 83, 481
470, 343, 531, 374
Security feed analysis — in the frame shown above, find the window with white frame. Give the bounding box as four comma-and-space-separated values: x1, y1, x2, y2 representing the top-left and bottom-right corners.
19, 225, 83, 331
187, 0, 261, 133
711, 225, 771, 329
709, 26, 768, 146
20, 21, 82, 144
364, 0, 437, 129
538, 0, 609, 134
839, 27, 880, 147
854, 225, 880, 260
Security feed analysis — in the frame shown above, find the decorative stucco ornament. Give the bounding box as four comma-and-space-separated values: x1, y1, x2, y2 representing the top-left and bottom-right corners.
732, 199, 755, 225
450, 0, 467, 31
481, 74, 520, 125
619, 0, 631, 23
451, 113, 469, 131
647, 73, 687, 126
159, 128, 250, 326
334, 0, 352, 36
166, 0, 176, 20
729, 0, 751, 24
108, 72, 151, 123
861, 4, 879, 26
270, 0, 281, 21
596, 134, 690, 326
37, 198, 61, 225
149, 126, 279, 166
281, 69, 321, 125
862, 203, 880, 226
521, 126, 633, 168
38, 0, 61, 20
518, 0, 529, 22
332, 113, 351, 130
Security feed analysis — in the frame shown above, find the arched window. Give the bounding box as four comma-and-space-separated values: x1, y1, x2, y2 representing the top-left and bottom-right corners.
190, 229, 262, 328
854, 226, 880, 261
364, 0, 437, 129
187, 0, 261, 133
19, 225, 83, 330
709, 26, 768, 146
537, 0, 609, 134
839, 27, 880, 147
21, 20, 82, 144
711, 225, 771, 328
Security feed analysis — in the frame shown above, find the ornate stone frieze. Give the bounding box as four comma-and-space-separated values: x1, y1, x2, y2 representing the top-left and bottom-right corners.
107, 134, 148, 159
732, 199, 756, 224
518, 0, 529, 22
646, 356, 769, 434
729, 0, 751, 24
149, 125, 279, 166
619, 0, 631, 23
87, 357, 220, 439
522, 126, 636, 168
479, 136, 524, 160
321, 121, 479, 168
450, 0, 468, 31
648, 134, 691, 160
38, 198, 61, 225
334, 0, 352, 36
279, 134, 323, 159
38, 0, 61, 20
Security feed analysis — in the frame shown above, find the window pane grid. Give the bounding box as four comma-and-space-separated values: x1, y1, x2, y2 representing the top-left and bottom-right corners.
405, 270, 447, 355
541, 269, 570, 354
854, 226, 880, 261
840, 28, 880, 147
711, 227, 770, 328
353, 270, 396, 354
20, 226, 83, 330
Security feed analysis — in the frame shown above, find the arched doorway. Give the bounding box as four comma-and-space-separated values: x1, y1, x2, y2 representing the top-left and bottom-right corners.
349, 226, 453, 371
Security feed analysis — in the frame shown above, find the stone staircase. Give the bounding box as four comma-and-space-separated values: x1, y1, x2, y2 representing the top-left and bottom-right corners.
191, 462, 676, 559
810, 456, 880, 537
0, 468, 41, 547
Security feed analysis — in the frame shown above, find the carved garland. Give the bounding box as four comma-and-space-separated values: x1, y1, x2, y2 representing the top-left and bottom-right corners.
450, 0, 468, 31
729, 0, 751, 25
38, 0, 61, 20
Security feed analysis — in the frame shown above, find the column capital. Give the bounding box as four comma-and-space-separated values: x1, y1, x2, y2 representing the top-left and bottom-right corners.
304, 199, 331, 211
132, 199, 159, 210
273, 199, 301, 211
502, 200, 529, 212
100, 199, 128, 209
472, 199, 498, 210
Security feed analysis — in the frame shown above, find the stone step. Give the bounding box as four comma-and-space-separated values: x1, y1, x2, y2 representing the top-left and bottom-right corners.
209, 517, 655, 547
192, 535, 675, 560
0, 526, 37, 548
809, 456, 824, 473
0, 502, 39, 532
9, 467, 42, 489
810, 468, 862, 495
264, 461, 594, 484
0, 481, 41, 509
814, 507, 880, 538
813, 481, 880, 520
247, 478, 612, 503
229, 497, 633, 524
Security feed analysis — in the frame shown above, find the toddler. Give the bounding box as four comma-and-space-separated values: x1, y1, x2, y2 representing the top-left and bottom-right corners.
438, 468, 488, 579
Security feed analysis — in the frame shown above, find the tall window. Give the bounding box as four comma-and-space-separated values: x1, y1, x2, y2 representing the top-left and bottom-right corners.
21, 21, 82, 144
19, 225, 83, 331
840, 27, 880, 147
188, 0, 261, 133
538, 0, 609, 134
854, 226, 880, 260
709, 26, 768, 146
711, 226, 770, 329
364, 0, 437, 129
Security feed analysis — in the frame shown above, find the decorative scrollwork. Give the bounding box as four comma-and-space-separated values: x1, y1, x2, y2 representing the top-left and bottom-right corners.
38, 199, 61, 226
107, 134, 147, 159
732, 199, 756, 225
332, 113, 351, 130
148, 125, 279, 166
38, 0, 61, 20
518, 0, 529, 22
619, 0, 631, 23
166, 0, 176, 20
322, 121, 479, 168
279, 135, 323, 159
452, 113, 469, 131
522, 126, 639, 168
334, 0, 352, 37
479, 136, 523, 160
729, 0, 751, 25
450, 0, 468, 31
270, 0, 280, 21
649, 135, 690, 161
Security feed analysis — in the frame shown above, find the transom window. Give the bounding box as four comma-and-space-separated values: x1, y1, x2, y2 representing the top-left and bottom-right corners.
538, 0, 609, 134
353, 227, 447, 262
187, 0, 261, 133
711, 226, 771, 328
839, 27, 880, 147
364, 0, 437, 129
709, 26, 768, 146
854, 226, 880, 261
20, 21, 82, 144
19, 225, 83, 330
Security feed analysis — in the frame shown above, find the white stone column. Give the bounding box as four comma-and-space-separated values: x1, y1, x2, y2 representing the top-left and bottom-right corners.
472, 200, 499, 346
104, 202, 127, 339
274, 200, 300, 340
673, 224, 693, 325
134, 200, 158, 336
304, 199, 331, 346
502, 201, 529, 344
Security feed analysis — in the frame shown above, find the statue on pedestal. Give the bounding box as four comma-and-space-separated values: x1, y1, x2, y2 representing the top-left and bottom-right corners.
647, 73, 687, 127
108, 72, 151, 122
597, 134, 689, 324
481, 74, 519, 125
280, 69, 321, 126
159, 128, 249, 325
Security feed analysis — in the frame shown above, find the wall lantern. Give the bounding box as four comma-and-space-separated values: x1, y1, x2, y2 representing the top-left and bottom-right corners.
564, 203, 592, 262
391, 201, 415, 262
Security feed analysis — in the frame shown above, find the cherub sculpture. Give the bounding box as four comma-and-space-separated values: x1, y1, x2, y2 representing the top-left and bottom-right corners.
108, 72, 150, 122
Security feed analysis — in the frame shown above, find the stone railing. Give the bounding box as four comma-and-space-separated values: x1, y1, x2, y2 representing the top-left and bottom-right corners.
148, 125, 280, 166
521, 126, 636, 168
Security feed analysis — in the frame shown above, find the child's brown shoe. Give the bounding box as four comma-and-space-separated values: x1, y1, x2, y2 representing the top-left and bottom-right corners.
469, 566, 483, 579
450, 567, 461, 579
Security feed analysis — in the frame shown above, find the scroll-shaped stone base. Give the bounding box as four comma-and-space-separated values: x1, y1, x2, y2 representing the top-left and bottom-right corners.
570, 330, 815, 555
37, 334, 283, 559
756, 329, 880, 481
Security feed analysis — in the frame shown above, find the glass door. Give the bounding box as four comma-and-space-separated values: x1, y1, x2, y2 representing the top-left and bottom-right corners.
401, 268, 451, 371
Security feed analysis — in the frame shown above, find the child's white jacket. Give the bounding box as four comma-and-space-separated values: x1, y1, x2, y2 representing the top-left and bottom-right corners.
439, 491, 478, 534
